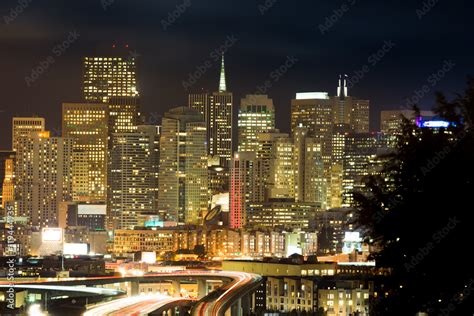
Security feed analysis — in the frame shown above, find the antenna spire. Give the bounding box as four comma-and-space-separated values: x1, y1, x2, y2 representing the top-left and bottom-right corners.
219, 54, 227, 92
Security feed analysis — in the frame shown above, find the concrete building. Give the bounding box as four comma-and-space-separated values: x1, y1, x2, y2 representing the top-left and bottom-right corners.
0, 151, 15, 209
12, 117, 45, 152
62, 103, 109, 202
108, 125, 160, 229
189, 55, 233, 194
82, 55, 139, 103
238, 94, 275, 153
14, 131, 74, 227
158, 107, 208, 224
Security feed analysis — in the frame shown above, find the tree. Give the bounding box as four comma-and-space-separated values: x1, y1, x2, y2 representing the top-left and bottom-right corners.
355, 78, 474, 315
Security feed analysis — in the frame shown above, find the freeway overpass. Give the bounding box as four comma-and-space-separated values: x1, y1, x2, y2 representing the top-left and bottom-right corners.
1, 270, 262, 316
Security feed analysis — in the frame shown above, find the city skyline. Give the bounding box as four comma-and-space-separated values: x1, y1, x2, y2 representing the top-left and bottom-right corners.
1, 0, 473, 149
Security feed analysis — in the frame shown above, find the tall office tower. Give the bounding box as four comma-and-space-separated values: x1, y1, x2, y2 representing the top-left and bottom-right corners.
189, 55, 233, 193
238, 95, 275, 152
72, 149, 89, 202
342, 132, 389, 207
293, 126, 325, 205
0, 151, 15, 208
267, 128, 325, 205
15, 131, 74, 227
108, 125, 160, 229
62, 103, 108, 202
12, 117, 45, 152
82, 55, 138, 103
291, 92, 333, 165
230, 152, 259, 228
158, 107, 208, 224
332, 76, 370, 133
108, 96, 140, 134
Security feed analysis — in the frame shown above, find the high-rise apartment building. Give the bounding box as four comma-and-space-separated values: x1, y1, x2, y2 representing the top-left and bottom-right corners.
62, 103, 108, 202
158, 107, 208, 224
238, 95, 275, 152
189, 55, 233, 193
82, 55, 138, 103
229, 152, 260, 229
15, 131, 74, 227
108, 125, 160, 229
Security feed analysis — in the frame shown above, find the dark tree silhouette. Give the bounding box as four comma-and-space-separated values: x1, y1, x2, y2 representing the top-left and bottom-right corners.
355, 78, 474, 315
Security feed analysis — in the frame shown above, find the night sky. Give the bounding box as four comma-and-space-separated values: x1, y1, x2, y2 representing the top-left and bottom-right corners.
1, 0, 473, 149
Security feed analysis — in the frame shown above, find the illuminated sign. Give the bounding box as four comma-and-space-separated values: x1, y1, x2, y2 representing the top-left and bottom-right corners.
78, 204, 106, 215
295, 92, 329, 100
421, 120, 450, 128
42, 228, 63, 242
63, 243, 89, 255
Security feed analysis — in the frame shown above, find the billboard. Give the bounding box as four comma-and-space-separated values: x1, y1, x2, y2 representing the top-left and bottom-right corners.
42, 228, 63, 242
63, 243, 89, 255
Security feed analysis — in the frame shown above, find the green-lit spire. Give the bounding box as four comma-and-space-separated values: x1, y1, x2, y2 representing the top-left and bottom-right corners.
219, 54, 226, 92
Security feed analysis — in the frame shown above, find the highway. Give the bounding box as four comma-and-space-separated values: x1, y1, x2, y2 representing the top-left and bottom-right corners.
83, 294, 193, 316
3, 270, 262, 316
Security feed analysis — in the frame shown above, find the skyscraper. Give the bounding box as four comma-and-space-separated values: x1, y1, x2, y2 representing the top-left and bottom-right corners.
108, 125, 160, 229
12, 117, 45, 152
158, 107, 208, 224
189, 55, 233, 193
62, 103, 108, 202
0, 151, 15, 209
238, 94, 275, 152
82, 55, 138, 103
15, 131, 74, 227
108, 96, 141, 134
229, 152, 260, 229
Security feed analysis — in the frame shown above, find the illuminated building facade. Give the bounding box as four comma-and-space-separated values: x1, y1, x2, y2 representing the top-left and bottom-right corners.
15, 132, 74, 227
82, 56, 138, 103
246, 199, 319, 230
229, 152, 260, 229
158, 107, 208, 224
108, 125, 160, 229
189, 58, 233, 194
12, 117, 45, 152
0, 151, 15, 208
342, 132, 389, 207
62, 103, 108, 202
238, 94, 275, 152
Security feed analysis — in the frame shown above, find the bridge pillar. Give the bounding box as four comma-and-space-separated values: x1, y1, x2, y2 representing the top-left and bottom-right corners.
241, 294, 251, 316
230, 298, 242, 316
197, 279, 207, 298
130, 281, 139, 296
171, 280, 181, 297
